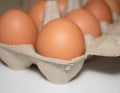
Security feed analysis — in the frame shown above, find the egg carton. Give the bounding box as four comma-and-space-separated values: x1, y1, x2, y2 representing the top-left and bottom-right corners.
0, 0, 120, 84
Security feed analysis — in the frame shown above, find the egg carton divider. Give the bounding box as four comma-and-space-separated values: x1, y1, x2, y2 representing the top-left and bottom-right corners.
0, 0, 120, 84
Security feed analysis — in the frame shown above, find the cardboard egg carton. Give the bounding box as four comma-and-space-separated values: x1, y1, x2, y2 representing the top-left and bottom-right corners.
0, 0, 120, 84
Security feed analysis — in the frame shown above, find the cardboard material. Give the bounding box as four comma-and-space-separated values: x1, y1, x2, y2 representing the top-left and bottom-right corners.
42, 0, 60, 26
65, 0, 81, 14
0, 0, 120, 84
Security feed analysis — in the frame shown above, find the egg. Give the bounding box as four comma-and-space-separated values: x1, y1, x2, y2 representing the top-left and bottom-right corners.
28, 0, 46, 30
28, 0, 67, 30
104, 0, 120, 14
36, 18, 85, 60
118, 0, 120, 3
0, 9, 38, 45
84, 0, 113, 23
65, 9, 101, 37
89, 0, 120, 14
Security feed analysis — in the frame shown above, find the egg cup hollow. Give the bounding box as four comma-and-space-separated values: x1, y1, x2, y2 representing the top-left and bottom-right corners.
0, 43, 87, 84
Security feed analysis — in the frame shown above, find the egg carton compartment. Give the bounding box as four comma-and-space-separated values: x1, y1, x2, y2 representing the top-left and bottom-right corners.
0, 44, 86, 84
0, 0, 120, 84
1, 18, 120, 84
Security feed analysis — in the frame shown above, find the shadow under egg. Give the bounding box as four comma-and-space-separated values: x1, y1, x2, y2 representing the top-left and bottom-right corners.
82, 56, 120, 74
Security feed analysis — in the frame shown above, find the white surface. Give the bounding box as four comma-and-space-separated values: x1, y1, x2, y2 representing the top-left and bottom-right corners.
0, 56, 120, 93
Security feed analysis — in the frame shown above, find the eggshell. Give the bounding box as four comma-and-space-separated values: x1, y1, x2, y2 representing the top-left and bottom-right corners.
84, 0, 113, 23
0, 9, 38, 45
119, 0, 120, 3
28, 0, 46, 30
65, 9, 101, 37
0, 16, 120, 84
88, 0, 120, 14
1, 19, 120, 84
0, 43, 86, 84
0, 0, 120, 85
28, 0, 67, 29
36, 18, 85, 60
104, 0, 120, 14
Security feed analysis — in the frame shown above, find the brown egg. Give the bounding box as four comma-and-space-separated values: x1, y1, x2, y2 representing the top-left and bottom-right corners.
28, 0, 46, 30
89, 0, 120, 14
65, 9, 101, 37
0, 9, 38, 45
28, 0, 67, 30
118, 0, 120, 3
104, 0, 120, 14
36, 18, 85, 60
84, 0, 113, 23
